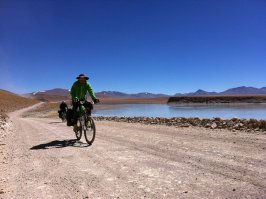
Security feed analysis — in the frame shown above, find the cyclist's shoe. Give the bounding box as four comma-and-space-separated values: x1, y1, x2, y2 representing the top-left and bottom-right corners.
93, 98, 100, 104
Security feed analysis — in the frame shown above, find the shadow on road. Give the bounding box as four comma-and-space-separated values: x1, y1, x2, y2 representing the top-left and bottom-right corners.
30, 139, 90, 150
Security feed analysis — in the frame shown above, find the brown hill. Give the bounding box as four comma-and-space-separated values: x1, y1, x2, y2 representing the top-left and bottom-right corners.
100, 97, 168, 104
30, 93, 71, 102
25, 88, 71, 102
0, 89, 38, 113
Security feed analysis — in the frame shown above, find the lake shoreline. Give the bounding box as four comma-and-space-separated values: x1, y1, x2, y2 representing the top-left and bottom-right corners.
96, 95, 266, 105
168, 102, 266, 106
94, 103, 266, 120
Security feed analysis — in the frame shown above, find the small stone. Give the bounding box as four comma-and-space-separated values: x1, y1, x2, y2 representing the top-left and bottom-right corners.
232, 117, 239, 121
205, 123, 211, 128
180, 123, 190, 127
211, 122, 217, 129
214, 117, 222, 121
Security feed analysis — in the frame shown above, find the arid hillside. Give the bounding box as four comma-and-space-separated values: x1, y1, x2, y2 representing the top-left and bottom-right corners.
29, 93, 71, 102
0, 90, 38, 113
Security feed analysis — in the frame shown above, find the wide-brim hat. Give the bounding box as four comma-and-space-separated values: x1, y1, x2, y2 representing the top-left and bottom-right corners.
76, 74, 89, 80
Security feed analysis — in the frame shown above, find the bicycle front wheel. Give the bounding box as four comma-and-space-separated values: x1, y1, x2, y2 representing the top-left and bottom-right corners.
84, 117, 96, 145
75, 117, 84, 140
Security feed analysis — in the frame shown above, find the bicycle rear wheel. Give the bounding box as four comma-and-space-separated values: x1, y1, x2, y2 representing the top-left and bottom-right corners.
84, 117, 96, 145
61, 112, 67, 122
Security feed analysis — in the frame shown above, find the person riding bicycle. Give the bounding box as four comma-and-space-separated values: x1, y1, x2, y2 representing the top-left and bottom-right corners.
58, 101, 68, 118
70, 74, 100, 131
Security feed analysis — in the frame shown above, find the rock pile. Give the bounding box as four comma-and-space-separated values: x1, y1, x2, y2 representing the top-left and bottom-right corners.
95, 116, 266, 132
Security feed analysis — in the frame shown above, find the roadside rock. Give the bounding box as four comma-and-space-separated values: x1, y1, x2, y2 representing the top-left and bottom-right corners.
180, 123, 190, 127
211, 122, 217, 129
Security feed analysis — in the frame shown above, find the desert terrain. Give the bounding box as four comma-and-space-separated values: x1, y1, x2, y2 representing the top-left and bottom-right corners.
0, 91, 266, 198
0, 90, 38, 113
0, 89, 38, 133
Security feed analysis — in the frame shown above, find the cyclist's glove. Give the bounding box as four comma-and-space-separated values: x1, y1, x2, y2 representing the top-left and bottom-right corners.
93, 98, 100, 104
73, 97, 79, 103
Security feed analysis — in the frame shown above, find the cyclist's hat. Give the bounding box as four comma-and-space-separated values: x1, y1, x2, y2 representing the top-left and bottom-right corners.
76, 74, 89, 80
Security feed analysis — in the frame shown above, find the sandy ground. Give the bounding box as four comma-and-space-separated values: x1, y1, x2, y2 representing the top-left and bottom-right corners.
0, 104, 266, 199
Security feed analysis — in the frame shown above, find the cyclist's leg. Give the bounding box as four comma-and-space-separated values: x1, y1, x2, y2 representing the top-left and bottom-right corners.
72, 101, 79, 132
58, 110, 62, 118
84, 101, 93, 116
72, 100, 79, 123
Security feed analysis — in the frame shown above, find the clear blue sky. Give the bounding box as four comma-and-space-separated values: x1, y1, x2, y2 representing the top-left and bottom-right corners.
0, 0, 265, 95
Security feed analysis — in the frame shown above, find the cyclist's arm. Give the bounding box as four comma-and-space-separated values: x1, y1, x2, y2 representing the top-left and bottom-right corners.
70, 82, 77, 99
86, 82, 97, 101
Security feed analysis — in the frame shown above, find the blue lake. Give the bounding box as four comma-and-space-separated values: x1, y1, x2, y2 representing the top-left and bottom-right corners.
94, 104, 266, 119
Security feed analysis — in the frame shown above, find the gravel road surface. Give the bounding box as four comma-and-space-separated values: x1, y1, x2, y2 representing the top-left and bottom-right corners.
1, 104, 265, 199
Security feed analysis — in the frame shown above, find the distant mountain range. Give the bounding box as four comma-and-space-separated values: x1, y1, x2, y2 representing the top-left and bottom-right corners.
25, 89, 169, 101
174, 86, 266, 96
25, 86, 266, 101
96, 91, 168, 98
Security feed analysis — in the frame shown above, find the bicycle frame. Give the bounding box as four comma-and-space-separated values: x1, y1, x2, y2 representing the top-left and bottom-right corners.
73, 100, 96, 145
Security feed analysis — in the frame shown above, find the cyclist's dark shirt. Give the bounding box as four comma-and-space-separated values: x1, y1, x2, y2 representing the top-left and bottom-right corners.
60, 103, 67, 110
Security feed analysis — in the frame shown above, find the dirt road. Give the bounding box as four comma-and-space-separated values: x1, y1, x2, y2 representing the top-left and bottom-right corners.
1, 105, 266, 199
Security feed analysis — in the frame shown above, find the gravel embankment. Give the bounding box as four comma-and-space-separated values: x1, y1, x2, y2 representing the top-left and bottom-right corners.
95, 116, 266, 132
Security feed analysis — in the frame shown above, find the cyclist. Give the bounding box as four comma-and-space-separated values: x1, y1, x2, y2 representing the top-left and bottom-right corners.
58, 101, 68, 119
70, 74, 100, 131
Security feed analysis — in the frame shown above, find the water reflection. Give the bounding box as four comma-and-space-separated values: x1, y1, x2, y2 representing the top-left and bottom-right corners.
94, 104, 266, 119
